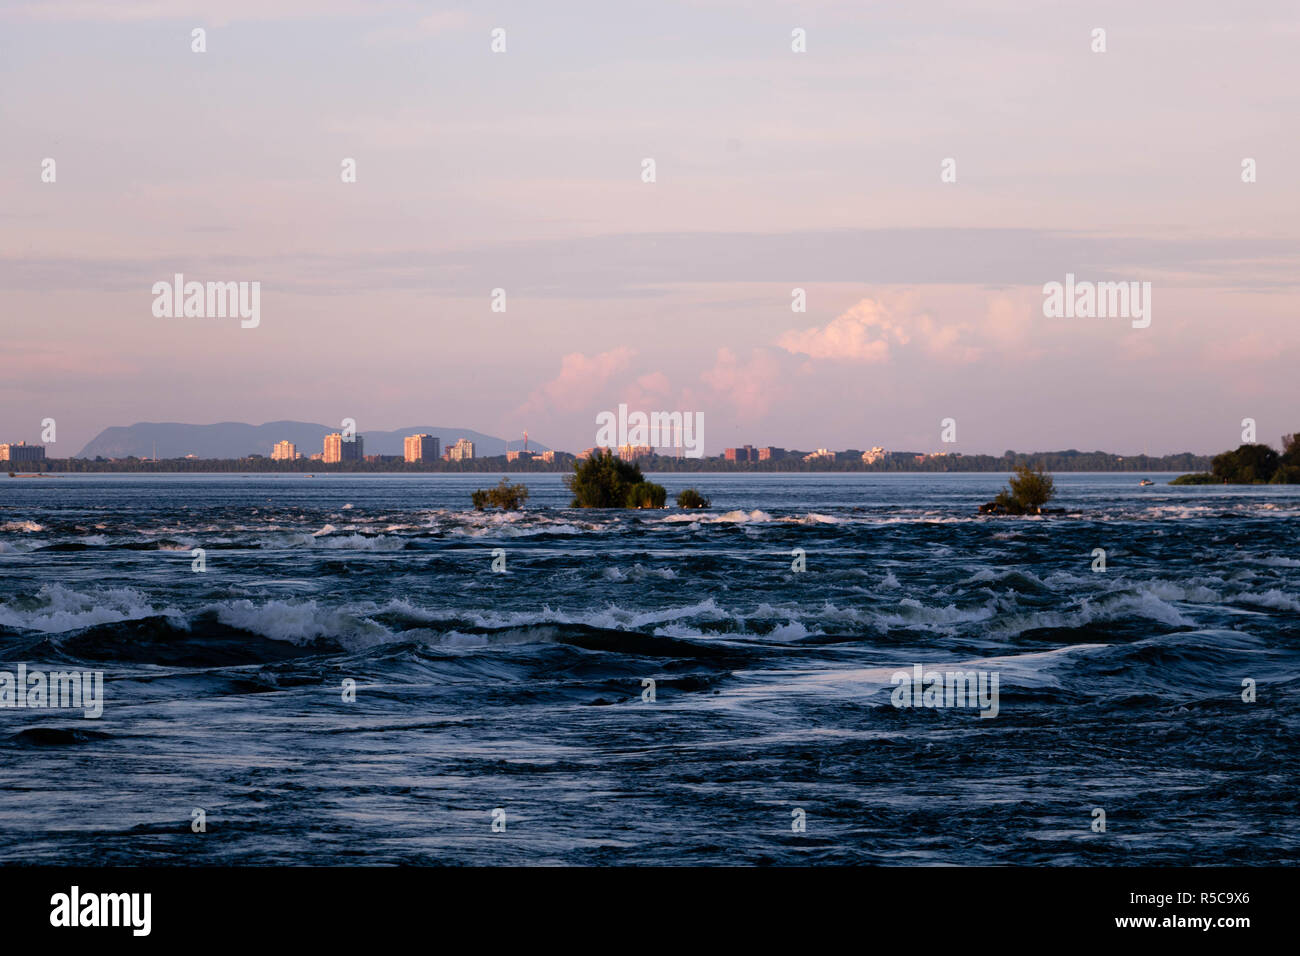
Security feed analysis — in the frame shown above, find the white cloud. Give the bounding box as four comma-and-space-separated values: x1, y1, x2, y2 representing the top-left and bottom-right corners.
777, 298, 911, 363
519, 347, 636, 415
701, 347, 785, 417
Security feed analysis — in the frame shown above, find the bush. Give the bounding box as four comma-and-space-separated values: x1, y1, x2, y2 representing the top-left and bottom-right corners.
1284, 433, 1300, 468
626, 481, 667, 509
1212, 444, 1279, 483
565, 450, 646, 508
471, 478, 529, 510
1174, 434, 1300, 484
1006, 464, 1055, 511
1269, 464, 1300, 484
675, 488, 710, 509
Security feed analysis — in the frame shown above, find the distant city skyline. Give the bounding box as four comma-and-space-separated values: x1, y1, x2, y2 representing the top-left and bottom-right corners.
2, 1, 1298, 457
4, 411, 1300, 462
0, 416, 1279, 466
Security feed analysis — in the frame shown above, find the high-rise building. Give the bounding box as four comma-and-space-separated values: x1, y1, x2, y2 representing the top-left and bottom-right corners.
758, 446, 785, 461
862, 446, 887, 464
447, 438, 475, 461
272, 440, 297, 461
724, 445, 756, 463
617, 444, 652, 460
323, 433, 364, 463
403, 434, 440, 463
0, 442, 45, 462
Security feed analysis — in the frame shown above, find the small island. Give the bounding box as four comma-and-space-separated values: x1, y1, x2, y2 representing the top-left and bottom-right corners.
978, 464, 1059, 515
675, 488, 710, 509
471, 478, 530, 510
561, 450, 665, 508
1171, 433, 1300, 485
470, 452, 712, 510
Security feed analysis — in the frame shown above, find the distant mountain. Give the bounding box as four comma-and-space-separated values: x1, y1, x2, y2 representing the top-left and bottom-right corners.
74, 421, 549, 459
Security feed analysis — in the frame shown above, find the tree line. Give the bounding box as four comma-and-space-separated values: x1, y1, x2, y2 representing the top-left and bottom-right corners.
14, 449, 1211, 474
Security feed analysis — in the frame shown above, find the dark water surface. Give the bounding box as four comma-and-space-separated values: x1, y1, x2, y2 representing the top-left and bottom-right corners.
1, 473, 1297, 864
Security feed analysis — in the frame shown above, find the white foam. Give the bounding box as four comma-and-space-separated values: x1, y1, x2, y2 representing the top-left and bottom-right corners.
0, 520, 43, 533
1235, 589, 1300, 612
212, 598, 392, 647
0, 583, 175, 634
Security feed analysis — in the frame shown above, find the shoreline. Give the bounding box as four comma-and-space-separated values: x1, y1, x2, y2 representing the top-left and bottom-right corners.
5, 469, 1199, 477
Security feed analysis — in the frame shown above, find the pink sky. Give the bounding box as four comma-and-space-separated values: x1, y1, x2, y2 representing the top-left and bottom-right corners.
2, 0, 1297, 455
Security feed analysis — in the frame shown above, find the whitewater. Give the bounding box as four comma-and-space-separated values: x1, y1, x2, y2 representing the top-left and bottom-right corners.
0, 472, 1296, 864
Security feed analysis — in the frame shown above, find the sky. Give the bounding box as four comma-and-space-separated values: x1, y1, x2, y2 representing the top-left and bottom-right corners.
1, 0, 1298, 456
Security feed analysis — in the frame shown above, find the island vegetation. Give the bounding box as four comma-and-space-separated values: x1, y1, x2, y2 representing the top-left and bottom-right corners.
470, 478, 529, 510
626, 482, 667, 509
565, 450, 668, 508
17, 447, 1212, 474
979, 464, 1057, 515
676, 488, 710, 509
1171, 434, 1300, 485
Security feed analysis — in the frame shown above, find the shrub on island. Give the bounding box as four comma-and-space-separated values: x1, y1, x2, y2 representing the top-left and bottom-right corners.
471, 478, 530, 510
566, 450, 666, 509
626, 481, 667, 509
675, 488, 710, 509
1172, 434, 1300, 485
979, 464, 1057, 515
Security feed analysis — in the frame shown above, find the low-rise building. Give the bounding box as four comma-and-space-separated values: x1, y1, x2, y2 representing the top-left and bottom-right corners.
0, 442, 45, 463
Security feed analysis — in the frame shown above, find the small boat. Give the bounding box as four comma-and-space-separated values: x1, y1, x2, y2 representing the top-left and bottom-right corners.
1139, 479, 1154, 486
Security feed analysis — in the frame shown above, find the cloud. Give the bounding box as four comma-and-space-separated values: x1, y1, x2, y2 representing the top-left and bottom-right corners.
777, 291, 1053, 366
1, 0, 395, 22
617, 371, 674, 412
363, 8, 470, 45
701, 347, 785, 417
7, 228, 1298, 298
416, 10, 469, 33
778, 298, 911, 363
520, 347, 636, 415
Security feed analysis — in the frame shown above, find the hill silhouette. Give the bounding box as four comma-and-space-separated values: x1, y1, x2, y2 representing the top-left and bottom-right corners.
75, 421, 549, 459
